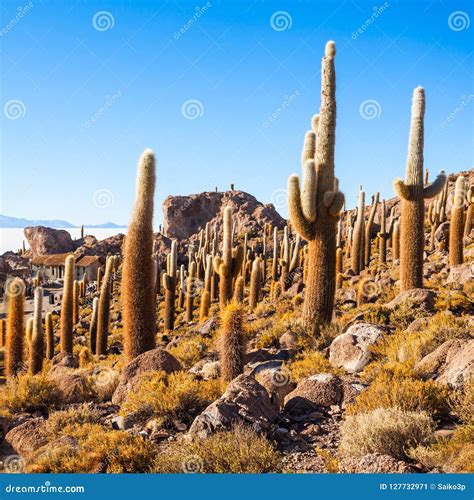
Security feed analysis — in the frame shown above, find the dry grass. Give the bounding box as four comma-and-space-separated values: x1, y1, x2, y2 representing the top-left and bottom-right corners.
340, 407, 434, 460
288, 350, 341, 382
168, 336, 213, 369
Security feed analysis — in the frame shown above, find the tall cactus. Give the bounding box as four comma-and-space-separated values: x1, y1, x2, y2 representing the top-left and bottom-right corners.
122, 149, 157, 361
60, 255, 75, 354
96, 256, 114, 355
378, 199, 387, 265
463, 185, 473, 237
29, 287, 44, 374
89, 297, 99, 355
449, 175, 466, 266
288, 41, 344, 335
393, 87, 446, 290
271, 226, 279, 283
0, 318, 6, 347
249, 257, 262, 311
392, 219, 400, 261
219, 303, 246, 382
364, 192, 379, 266
351, 188, 365, 274
5, 278, 25, 378
185, 261, 197, 323
163, 240, 178, 330
45, 312, 54, 360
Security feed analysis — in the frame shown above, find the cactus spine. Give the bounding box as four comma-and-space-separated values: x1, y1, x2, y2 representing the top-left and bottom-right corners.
122, 149, 157, 361
449, 175, 466, 266
96, 256, 114, 355
29, 287, 44, 374
73, 280, 79, 324
219, 303, 246, 382
5, 278, 25, 377
271, 226, 279, 283
393, 87, 446, 291
60, 255, 75, 354
163, 240, 178, 330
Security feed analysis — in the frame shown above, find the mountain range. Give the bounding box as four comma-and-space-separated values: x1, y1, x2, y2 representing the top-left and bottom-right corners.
0, 214, 127, 229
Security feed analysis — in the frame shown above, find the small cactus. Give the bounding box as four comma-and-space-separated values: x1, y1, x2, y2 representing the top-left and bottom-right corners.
5, 278, 25, 377
89, 297, 99, 355
219, 303, 246, 382
233, 275, 244, 303
60, 255, 75, 354
45, 312, 55, 360
336, 246, 343, 289
351, 188, 365, 274
96, 256, 114, 355
29, 287, 44, 374
163, 240, 178, 330
249, 258, 262, 310
449, 175, 466, 266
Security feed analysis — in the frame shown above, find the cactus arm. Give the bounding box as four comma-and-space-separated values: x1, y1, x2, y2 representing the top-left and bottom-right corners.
323, 191, 335, 207
231, 244, 244, 278
289, 234, 301, 272
393, 178, 412, 200
423, 171, 447, 199
328, 191, 345, 217
311, 114, 319, 133
301, 131, 316, 166
288, 175, 316, 240
213, 255, 222, 275
301, 159, 318, 223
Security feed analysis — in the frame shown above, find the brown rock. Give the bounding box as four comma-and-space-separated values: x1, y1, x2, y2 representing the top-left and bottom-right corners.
248, 361, 294, 410
112, 348, 181, 404
386, 288, 435, 312
279, 331, 298, 350
51, 352, 79, 369
24, 226, 74, 257
49, 368, 95, 404
447, 263, 473, 285
5, 419, 47, 457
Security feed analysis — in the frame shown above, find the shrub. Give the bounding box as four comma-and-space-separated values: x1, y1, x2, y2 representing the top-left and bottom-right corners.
0, 373, 61, 416
168, 336, 212, 370
120, 371, 220, 428
288, 350, 341, 382
152, 424, 281, 473
347, 373, 449, 415
340, 407, 434, 460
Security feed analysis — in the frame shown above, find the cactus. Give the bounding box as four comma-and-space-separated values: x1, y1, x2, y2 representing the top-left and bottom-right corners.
88, 297, 98, 355
5, 279, 25, 377
392, 220, 400, 261
378, 199, 387, 265
351, 189, 365, 274
29, 287, 44, 374
60, 255, 75, 354
163, 240, 178, 330
219, 303, 246, 382
463, 184, 473, 237
249, 258, 262, 310
96, 256, 114, 355
97, 267, 103, 290
364, 192, 379, 266
393, 87, 446, 291
79, 346, 92, 367
185, 261, 197, 323
122, 149, 157, 361
0, 318, 5, 347
271, 226, 279, 283
449, 175, 466, 266
177, 264, 185, 310
335, 246, 343, 289
279, 226, 290, 291
44, 312, 54, 360
287, 42, 344, 335
233, 275, 244, 303
73, 280, 79, 324
427, 199, 440, 252
199, 290, 211, 322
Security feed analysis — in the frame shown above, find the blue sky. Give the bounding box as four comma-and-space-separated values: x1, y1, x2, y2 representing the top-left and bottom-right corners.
1, 0, 473, 227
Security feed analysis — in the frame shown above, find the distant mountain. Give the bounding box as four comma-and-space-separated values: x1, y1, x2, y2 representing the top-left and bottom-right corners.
0, 214, 126, 229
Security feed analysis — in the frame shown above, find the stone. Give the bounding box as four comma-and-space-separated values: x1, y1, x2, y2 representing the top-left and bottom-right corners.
24, 226, 74, 257
406, 317, 430, 333
329, 323, 387, 374
447, 263, 473, 285
244, 348, 291, 364
339, 453, 416, 473
51, 352, 79, 370
198, 317, 217, 336
386, 288, 435, 312
284, 374, 342, 415
188, 374, 278, 438
415, 339, 474, 389
248, 361, 294, 410
112, 348, 181, 404
4, 419, 47, 457
279, 331, 298, 350
49, 369, 95, 404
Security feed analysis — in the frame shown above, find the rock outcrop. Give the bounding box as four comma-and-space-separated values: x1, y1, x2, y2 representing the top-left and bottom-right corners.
24, 226, 75, 257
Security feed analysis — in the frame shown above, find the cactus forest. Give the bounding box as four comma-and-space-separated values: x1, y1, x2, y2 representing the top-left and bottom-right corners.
0, 38, 473, 476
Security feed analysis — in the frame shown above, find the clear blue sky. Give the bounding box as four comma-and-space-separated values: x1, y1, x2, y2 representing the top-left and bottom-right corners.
1, 0, 473, 227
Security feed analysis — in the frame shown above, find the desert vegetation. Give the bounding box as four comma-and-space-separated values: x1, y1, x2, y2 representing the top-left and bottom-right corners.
0, 40, 472, 475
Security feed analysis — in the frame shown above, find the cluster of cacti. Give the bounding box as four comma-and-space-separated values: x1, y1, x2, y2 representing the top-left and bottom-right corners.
288, 41, 345, 335
219, 303, 246, 382
122, 149, 157, 362
60, 255, 75, 354
393, 87, 446, 291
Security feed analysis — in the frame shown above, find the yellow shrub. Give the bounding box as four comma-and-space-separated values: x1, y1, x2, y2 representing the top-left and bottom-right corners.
288, 350, 341, 382
152, 424, 281, 473
168, 337, 212, 369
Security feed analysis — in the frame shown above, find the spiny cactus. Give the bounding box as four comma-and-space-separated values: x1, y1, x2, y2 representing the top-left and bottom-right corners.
0, 318, 5, 347
336, 246, 343, 289
163, 240, 178, 330
271, 226, 279, 283
122, 149, 157, 361
199, 290, 211, 322
378, 199, 387, 265
219, 303, 246, 382
89, 297, 98, 355
45, 312, 54, 360
185, 261, 197, 323
5, 278, 25, 377
427, 199, 441, 252
249, 258, 262, 311
364, 192, 379, 266
287, 41, 344, 335
73, 280, 79, 324
449, 175, 466, 267
60, 255, 75, 354
392, 220, 400, 261
393, 87, 446, 291
29, 287, 44, 374
97, 267, 103, 289
96, 256, 114, 355
177, 264, 185, 310
464, 185, 474, 237
351, 188, 365, 274
233, 275, 244, 303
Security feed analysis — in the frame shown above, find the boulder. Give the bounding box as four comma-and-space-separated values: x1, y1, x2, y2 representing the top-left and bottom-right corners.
188, 374, 278, 438
284, 374, 342, 415
162, 190, 285, 241
279, 331, 298, 350
24, 226, 74, 257
4, 419, 47, 457
339, 453, 416, 473
435, 222, 450, 247
415, 339, 473, 389
447, 263, 473, 285
248, 361, 294, 410
51, 352, 79, 370
386, 288, 435, 312
112, 348, 181, 404
245, 348, 291, 364
329, 323, 387, 374
49, 369, 95, 404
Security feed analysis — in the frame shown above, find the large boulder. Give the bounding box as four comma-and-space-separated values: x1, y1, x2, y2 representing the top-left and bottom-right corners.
248, 361, 294, 410
188, 374, 278, 438
386, 288, 435, 312
415, 339, 474, 389
284, 374, 342, 415
24, 226, 74, 257
4, 419, 47, 457
112, 348, 181, 404
329, 323, 387, 374
49, 368, 95, 404
162, 190, 285, 241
